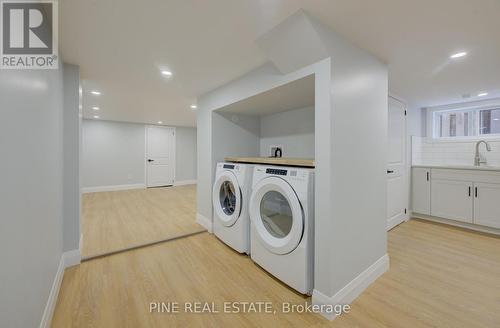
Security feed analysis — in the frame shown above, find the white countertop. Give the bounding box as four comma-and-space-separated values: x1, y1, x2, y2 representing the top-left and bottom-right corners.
412, 164, 500, 172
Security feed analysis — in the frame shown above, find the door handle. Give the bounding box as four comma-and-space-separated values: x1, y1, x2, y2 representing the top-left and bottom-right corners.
387, 170, 394, 174
426, 171, 430, 181
147, 159, 154, 162
475, 187, 478, 198
468, 186, 471, 197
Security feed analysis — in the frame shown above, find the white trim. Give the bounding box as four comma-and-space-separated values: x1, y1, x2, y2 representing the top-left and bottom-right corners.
312, 254, 390, 320
39, 248, 81, 328
79, 233, 83, 255
174, 179, 197, 186
421, 135, 500, 143
387, 96, 410, 233
196, 212, 213, 233
412, 213, 500, 236
63, 249, 81, 268
82, 183, 146, 193
387, 214, 409, 231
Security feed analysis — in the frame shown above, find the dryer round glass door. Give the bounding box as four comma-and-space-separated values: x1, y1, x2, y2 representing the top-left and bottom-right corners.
249, 176, 304, 255
213, 171, 242, 227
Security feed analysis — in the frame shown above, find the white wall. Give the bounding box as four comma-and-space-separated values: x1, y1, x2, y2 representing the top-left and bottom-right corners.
63, 64, 81, 252
0, 67, 65, 326
82, 120, 145, 188
82, 120, 197, 189
311, 17, 388, 298
259, 106, 315, 158
412, 137, 500, 166
176, 127, 198, 182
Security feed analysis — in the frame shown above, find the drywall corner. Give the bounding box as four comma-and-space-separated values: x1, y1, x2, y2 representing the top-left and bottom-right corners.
312, 254, 389, 320
257, 10, 329, 74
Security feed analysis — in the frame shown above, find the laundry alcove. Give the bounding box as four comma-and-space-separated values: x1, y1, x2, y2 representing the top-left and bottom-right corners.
211, 74, 315, 161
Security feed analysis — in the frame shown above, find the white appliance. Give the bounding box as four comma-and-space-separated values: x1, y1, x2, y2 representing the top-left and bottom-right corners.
212, 162, 254, 253
249, 165, 314, 294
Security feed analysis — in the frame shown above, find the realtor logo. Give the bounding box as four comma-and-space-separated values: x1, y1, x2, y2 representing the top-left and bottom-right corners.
1, 0, 58, 69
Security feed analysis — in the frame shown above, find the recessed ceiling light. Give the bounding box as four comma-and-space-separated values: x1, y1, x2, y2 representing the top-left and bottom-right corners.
450, 52, 467, 59
157, 121, 163, 124
478, 92, 488, 97
494, 118, 499, 121
92, 106, 100, 110
161, 70, 172, 77
190, 104, 197, 109
91, 90, 101, 95
93, 115, 100, 119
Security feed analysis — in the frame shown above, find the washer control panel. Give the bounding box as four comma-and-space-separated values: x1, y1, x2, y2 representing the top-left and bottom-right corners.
266, 168, 287, 176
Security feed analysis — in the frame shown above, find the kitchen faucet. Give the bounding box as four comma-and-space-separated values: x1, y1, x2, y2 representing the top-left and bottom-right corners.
474, 140, 492, 166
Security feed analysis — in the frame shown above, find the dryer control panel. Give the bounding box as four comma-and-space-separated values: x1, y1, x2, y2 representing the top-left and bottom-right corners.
266, 168, 287, 176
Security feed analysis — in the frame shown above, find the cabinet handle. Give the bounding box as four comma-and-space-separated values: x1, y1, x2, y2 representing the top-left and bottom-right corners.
475, 187, 478, 198
426, 171, 430, 181
469, 186, 471, 197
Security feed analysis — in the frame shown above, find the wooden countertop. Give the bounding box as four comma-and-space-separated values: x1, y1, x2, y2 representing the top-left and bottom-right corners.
224, 156, 315, 168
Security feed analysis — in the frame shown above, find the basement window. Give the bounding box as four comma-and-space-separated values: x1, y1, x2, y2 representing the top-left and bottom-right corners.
434, 109, 473, 138
479, 108, 500, 135
432, 106, 500, 138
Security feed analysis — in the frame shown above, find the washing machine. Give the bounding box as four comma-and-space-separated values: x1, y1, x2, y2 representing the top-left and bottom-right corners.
212, 162, 254, 253
249, 165, 314, 294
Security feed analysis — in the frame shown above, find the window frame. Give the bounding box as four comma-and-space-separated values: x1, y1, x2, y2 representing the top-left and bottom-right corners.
427, 99, 500, 141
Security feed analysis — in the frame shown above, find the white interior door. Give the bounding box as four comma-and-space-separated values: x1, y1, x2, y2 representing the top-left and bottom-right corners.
146, 126, 175, 187
387, 97, 408, 230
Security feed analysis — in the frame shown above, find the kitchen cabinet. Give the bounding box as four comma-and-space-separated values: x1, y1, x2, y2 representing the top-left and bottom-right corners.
473, 182, 500, 229
411, 167, 500, 231
431, 179, 473, 223
411, 167, 431, 215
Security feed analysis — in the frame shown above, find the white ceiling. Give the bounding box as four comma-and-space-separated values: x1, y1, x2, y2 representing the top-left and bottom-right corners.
216, 75, 314, 116
60, 0, 500, 127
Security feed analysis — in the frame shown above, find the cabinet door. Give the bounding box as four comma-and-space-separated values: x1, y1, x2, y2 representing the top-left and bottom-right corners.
431, 179, 473, 223
473, 183, 500, 229
411, 168, 431, 215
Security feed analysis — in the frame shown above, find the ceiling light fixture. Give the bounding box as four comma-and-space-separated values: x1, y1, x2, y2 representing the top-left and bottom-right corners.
450, 52, 467, 59
92, 106, 100, 110
93, 115, 100, 119
161, 70, 173, 77
91, 90, 101, 95
478, 92, 488, 97
494, 118, 499, 121
157, 121, 163, 124
190, 104, 197, 109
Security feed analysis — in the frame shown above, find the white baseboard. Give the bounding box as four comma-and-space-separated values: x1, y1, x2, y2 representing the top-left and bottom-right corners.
312, 254, 390, 320
82, 183, 146, 193
387, 213, 409, 231
40, 247, 81, 328
412, 213, 500, 236
196, 212, 212, 233
174, 179, 197, 186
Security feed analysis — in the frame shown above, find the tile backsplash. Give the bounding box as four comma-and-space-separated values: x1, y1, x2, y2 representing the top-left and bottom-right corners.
412, 136, 500, 167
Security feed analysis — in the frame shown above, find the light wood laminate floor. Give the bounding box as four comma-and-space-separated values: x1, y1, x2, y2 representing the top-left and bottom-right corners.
82, 185, 204, 259
54, 219, 500, 327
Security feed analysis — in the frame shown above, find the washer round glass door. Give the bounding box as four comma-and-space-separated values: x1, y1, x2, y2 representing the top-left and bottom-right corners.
250, 176, 304, 255
213, 171, 242, 227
